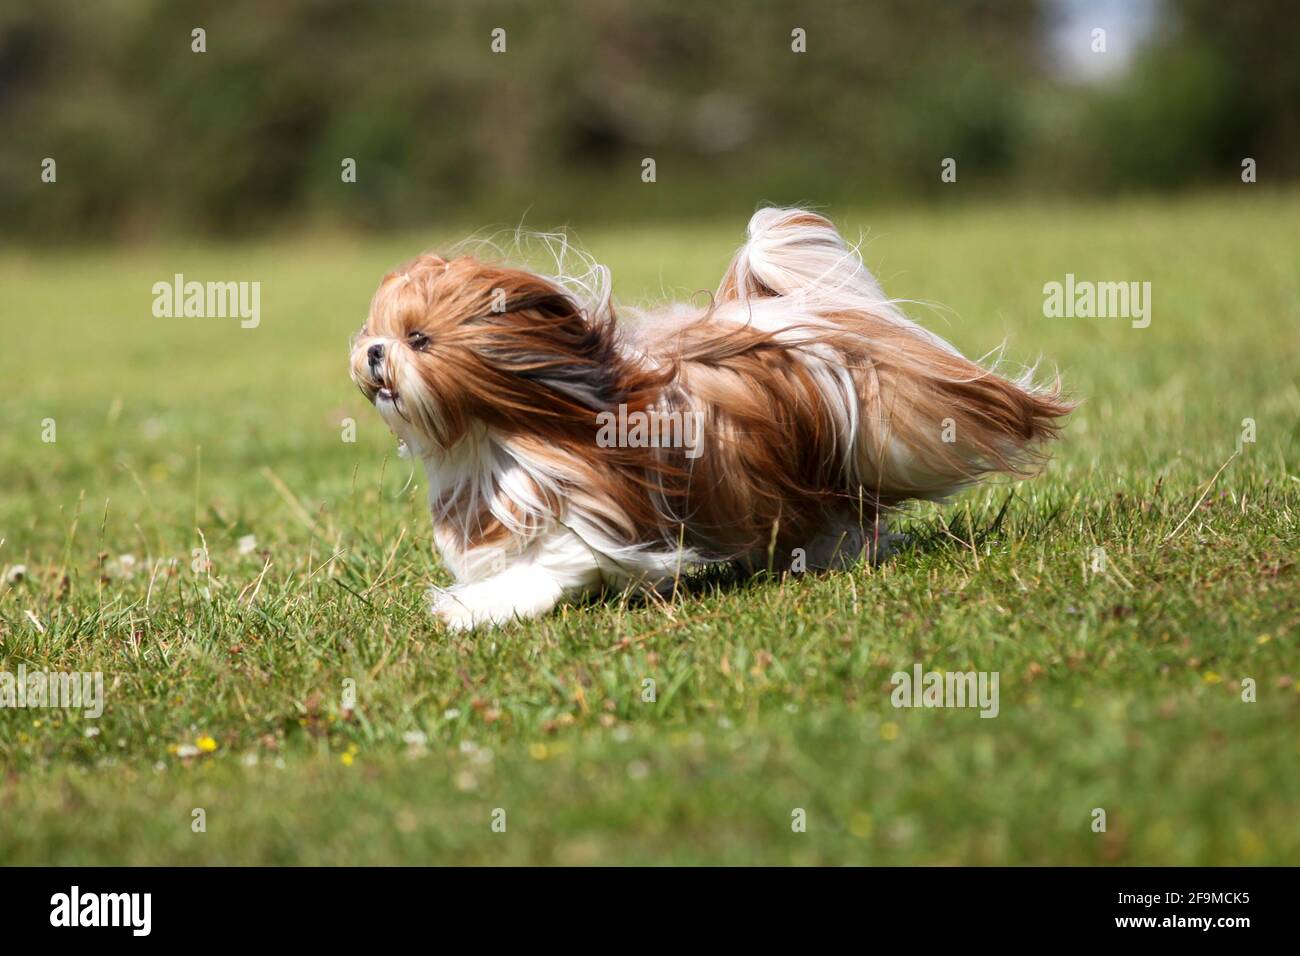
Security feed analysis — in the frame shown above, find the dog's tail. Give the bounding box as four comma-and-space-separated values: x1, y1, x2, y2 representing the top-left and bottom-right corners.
716, 207, 1074, 501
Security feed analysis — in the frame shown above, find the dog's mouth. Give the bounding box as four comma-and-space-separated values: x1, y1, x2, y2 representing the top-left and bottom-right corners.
355, 375, 404, 418
358, 372, 397, 405
373, 383, 414, 427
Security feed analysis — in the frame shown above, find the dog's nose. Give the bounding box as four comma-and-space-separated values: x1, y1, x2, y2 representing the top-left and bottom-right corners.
367, 342, 385, 372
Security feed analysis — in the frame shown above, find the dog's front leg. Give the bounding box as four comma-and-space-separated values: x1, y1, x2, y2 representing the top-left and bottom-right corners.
429, 561, 571, 631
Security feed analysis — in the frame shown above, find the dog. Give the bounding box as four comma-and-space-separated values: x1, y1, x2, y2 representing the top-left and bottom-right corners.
350, 208, 1071, 629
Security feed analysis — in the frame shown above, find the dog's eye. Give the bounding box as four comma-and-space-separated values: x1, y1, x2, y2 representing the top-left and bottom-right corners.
407, 331, 430, 351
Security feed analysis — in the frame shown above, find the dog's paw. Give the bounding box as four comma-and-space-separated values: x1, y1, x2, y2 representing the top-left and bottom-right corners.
428, 585, 537, 631
427, 568, 568, 632
430, 597, 477, 632
429, 587, 500, 632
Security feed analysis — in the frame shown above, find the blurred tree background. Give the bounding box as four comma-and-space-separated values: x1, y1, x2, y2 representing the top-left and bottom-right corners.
1, 0, 1296, 241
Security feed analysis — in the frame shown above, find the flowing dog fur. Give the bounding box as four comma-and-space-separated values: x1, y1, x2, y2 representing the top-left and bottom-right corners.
350, 208, 1072, 629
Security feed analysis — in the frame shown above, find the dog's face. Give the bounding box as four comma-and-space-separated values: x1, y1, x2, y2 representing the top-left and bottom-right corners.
351, 254, 620, 453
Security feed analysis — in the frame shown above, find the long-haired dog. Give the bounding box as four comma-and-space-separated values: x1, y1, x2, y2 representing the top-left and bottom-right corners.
350, 208, 1071, 629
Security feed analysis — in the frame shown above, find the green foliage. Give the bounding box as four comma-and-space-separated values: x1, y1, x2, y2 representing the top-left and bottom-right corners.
7, 1, 1297, 240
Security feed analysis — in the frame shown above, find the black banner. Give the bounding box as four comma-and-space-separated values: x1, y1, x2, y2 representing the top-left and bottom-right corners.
0, 866, 1280, 941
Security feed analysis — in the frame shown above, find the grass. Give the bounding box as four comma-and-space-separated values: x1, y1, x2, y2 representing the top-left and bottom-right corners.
1, 191, 1298, 864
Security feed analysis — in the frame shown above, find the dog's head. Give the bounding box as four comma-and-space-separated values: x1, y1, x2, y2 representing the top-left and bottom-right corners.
351, 254, 633, 453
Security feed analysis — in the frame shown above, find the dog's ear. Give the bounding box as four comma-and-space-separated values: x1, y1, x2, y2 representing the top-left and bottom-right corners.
470, 276, 626, 416
501, 312, 620, 411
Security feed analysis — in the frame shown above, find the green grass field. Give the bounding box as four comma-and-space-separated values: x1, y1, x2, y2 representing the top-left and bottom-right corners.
2, 192, 1297, 864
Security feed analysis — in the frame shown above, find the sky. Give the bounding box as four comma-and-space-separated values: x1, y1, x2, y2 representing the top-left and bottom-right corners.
1045, 0, 1164, 82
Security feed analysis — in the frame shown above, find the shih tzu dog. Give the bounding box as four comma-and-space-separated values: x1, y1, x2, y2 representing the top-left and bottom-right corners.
350, 208, 1071, 630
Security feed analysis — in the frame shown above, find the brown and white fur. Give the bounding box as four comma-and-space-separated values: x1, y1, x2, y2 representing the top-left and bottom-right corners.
350, 208, 1071, 630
